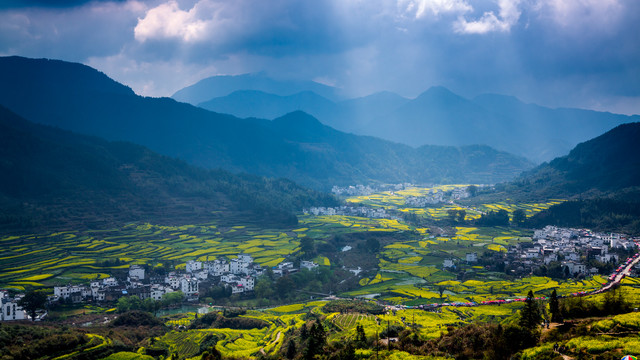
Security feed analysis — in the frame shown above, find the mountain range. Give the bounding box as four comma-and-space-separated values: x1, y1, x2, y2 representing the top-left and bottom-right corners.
186, 77, 638, 163
172, 72, 345, 104
0, 105, 338, 233
0, 56, 532, 190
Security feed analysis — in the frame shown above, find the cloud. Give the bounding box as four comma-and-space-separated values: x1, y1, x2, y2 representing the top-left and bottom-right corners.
0, 0, 144, 60
134, 0, 218, 43
400, 0, 472, 18
535, 0, 623, 29
1, 0, 639, 114
454, 0, 521, 34
0, 0, 128, 10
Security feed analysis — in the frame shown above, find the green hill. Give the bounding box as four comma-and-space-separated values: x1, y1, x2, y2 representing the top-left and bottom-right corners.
0, 106, 338, 233
498, 122, 640, 233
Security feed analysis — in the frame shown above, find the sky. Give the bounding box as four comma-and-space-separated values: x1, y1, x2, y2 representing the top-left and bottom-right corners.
0, 0, 639, 115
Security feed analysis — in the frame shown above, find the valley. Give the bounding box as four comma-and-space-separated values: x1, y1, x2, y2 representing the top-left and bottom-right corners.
1, 0, 639, 357
2, 185, 640, 359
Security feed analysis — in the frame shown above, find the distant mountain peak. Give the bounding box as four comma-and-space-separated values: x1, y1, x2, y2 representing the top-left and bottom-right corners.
417, 86, 461, 99
172, 72, 343, 105
273, 111, 325, 129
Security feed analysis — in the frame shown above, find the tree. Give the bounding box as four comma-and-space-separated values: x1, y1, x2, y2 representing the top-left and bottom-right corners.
467, 185, 478, 197
254, 277, 275, 300
365, 237, 380, 253
447, 209, 457, 223
276, 276, 295, 299
161, 291, 184, 306
549, 289, 561, 322
477, 210, 510, 227
18, 290, 48, 321
300, 237, 315, 258
519, 290, 541, 330
355, 324, 367, 348
305, 321, 326, 360
286, 339, 297, 359
117, 295, 142, 313
458, 210, 466, 223
512, 209, 526, 227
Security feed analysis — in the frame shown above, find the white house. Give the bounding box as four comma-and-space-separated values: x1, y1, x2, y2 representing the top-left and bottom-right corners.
181, 277, 199, 296
230, 258, 250, 275
54, 285, 88, 300
129, 265, 145, 280
564, 262, 587, 275
443, 259, 455, 268
194, 270, 209, 280
151, 285, 171, 301
103, 277, 118, 287
165, 275, 180, 289
1, 296, 26, 321
238, 276, 255, 291
466, 253, 477, 263
525, 249, 540, 259
186, 260, 202, 274
301, 261, 319, 271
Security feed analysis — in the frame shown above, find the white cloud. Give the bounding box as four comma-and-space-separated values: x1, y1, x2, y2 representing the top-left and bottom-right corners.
400, 0, 472, 18
134, 0, 226, 43
534, 0, 623, 29
454, 0, 521, 34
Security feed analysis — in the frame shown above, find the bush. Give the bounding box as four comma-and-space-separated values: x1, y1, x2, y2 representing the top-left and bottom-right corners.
111, 311, 164, 327
322, 300, 385, 315
189, 312, 269, 330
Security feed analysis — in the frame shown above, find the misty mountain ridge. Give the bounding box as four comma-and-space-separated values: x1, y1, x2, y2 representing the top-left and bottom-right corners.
0, 56, 532, 191
188, 79, 637, 163
172, 72, 345, 105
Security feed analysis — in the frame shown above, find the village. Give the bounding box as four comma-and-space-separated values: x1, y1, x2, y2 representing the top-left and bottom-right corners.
0, 254, 321, 321
304, 205, 395, 219
443, 226, 638, 278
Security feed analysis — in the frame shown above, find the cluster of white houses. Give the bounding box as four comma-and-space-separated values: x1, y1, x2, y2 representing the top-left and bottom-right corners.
527, 226, 634, 275
440, 227, 637, 276
49, 254, 320, 305
304, 206, 393, 219
405, 187, 471, 207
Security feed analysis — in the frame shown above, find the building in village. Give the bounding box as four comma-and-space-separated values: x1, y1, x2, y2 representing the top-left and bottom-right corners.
0, 292, 27, 321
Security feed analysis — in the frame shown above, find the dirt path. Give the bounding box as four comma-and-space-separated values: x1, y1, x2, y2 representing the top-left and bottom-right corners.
542, 322, 562, 333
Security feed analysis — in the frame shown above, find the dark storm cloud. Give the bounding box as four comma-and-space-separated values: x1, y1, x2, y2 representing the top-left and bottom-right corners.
0, 0, 638, 113
0, 0, 127, 9
0, 1, 142, 61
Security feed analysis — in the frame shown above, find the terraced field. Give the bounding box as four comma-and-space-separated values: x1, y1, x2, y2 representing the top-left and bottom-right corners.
345, 185, 563, 222
0, 224, 304, 289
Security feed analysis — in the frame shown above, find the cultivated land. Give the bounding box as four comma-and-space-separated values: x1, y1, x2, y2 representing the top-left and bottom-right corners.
2, 185, 639, 359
